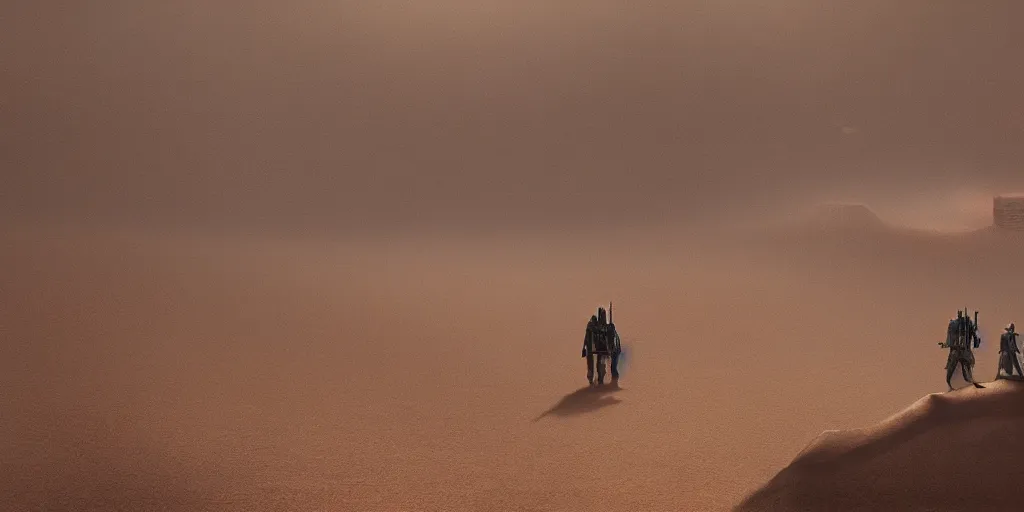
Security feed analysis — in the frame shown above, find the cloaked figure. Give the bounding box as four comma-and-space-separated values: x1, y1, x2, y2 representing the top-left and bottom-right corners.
998, 323, 1024, 380
939, 310, 983, 390
582, 314, 599, 385
606, 313, 621, 382
581, 306, 621, 386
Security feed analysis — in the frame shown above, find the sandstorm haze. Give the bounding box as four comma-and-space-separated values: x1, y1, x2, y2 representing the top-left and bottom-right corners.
5, 2, 1024, 512
5, 1, 1024, 233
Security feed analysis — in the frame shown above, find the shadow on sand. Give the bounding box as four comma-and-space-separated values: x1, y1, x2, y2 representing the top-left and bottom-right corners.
533, 382, 623, 422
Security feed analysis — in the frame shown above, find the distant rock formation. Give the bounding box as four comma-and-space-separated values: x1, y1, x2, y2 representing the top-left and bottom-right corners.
801, 203, 886, 232
811, 203, 883, 227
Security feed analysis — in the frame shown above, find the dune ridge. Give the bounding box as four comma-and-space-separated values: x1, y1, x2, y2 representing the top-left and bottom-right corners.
736, 379, 1024, 511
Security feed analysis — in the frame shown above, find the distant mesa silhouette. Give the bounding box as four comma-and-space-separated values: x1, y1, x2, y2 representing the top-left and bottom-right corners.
761, 202, 891, 242
805, 203, 886, 231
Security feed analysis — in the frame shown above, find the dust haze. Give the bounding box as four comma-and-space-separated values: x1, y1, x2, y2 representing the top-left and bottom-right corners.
4, 2, 1024, 511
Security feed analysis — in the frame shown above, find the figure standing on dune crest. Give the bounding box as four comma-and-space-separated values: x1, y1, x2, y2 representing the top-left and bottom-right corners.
939, 309, 983, 391
998, 323, 1024, 380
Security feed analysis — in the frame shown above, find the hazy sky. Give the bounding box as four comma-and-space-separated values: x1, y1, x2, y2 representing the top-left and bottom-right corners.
5, 1, 1024, 234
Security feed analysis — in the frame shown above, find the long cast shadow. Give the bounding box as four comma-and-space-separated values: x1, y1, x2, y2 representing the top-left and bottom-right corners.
533, 382, 623, 422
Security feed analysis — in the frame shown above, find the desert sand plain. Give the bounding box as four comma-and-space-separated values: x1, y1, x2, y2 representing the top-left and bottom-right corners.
5, 208, 1024, 512
7, 2, 1024, 510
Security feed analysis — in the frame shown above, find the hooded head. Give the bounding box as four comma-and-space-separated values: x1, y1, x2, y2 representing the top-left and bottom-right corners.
597, 307, 607, 325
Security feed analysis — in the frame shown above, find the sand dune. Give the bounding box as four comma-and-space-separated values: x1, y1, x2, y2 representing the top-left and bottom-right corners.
736, 378, 1024, 512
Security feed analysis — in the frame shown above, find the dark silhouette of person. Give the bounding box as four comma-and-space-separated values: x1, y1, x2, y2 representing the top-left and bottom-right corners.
581, 305, 623, 386
606, 316, 621, 382
941, 310, 982, 390
594, 307, 610, 384
582, 314, 598, 385
999, 323, 1024, 379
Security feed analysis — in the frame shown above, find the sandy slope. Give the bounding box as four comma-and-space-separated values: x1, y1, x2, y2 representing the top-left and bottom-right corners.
736, 379, 1024, 512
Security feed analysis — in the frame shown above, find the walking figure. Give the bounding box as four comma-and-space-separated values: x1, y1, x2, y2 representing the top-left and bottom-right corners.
939, 309, 984, 391
998, 323, 1024, 380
